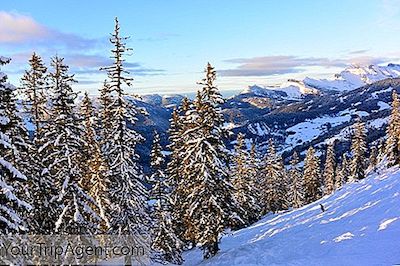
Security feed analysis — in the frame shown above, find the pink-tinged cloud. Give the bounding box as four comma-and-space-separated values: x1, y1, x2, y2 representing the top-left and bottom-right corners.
0, 11, 103, 49
0, 11, 49, 43
220, 55, 393, 77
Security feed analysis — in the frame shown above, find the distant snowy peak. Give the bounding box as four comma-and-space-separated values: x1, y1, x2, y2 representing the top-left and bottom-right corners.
279, 79, 320, 98
304, 64, 400, 92
241, 81, 319, 100
241, 85, 286, 98
240, 64, 400, 98
140, 93, 184, 107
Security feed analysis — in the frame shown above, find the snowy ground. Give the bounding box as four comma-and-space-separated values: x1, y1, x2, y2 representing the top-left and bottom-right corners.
184, 166, 400, 265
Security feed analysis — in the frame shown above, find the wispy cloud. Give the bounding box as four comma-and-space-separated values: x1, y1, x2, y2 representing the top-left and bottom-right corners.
220, 56, 347, 77
0, 11, 48, 42
64, 54, 165, 76
348, 49, 369, 55
220, 55, 394, 77
0, 11, 104, 49
347, 56, 389, 66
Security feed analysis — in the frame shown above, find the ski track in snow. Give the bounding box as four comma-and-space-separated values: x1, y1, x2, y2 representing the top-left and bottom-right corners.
183, 166, 400, 266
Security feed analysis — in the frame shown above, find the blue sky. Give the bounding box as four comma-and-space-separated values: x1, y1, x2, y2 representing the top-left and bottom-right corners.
1, 0, 400, 96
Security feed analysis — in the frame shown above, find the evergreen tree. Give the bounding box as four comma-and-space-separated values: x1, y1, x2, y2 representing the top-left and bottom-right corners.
303, 146, 322, 204
288, 151, 305, 208
231, 133, 261, 225
80, 92, 111, 231
19, 53, 51, 233
100, 18, 150, 241
149, 131, 183, 265
248, 142, 262, 215
39, 56, 100, 234
98, 80, 113, 153
260, 138, 287, 213
369, 145, 378, 172
166, 108, 186, 243
20, 52, 48, 136
350, 119, 367, 181
338, 154, 350, 187
385, 90, 400, 166
3, 65, 36, 233
0, 56, 32, 233
323, 142, 336, 195
178, 63, 238, 259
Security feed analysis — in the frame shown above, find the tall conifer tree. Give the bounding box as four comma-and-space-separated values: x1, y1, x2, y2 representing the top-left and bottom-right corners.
178, 63, 238, 259
323, 142, 336, 195
100, 18, 150, 242
0, 56, 32, 234
40, 56, 100, 233
303, 146, 322, 203
80, 92, 111, 231
260, 139, 287, 213
288, 152, 305, 208
385, 90, 400, 166
350, 119, 367, 181
231, 133, 261, 225
149, 131, 183, 265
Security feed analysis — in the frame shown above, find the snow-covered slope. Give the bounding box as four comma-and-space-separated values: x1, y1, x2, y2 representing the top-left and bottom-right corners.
185, 166, 400, 265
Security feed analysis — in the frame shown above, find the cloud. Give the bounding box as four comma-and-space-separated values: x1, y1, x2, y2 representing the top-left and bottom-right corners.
348, 56, 389, 65
220, 55, 395, 77
348, 49, 369, 55
62, 54, 165, 76
0, 11, 103, 49
220, 56, 347, 77
0, 11, 48, 42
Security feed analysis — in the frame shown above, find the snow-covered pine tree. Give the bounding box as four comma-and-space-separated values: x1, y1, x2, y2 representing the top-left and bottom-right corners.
231, 133, 261, 226
248, 142, 262, 216
288, 151, 305, 208
369, 145, 378, 172
249, 142, 261, 181
303, 146, 322, 204
19, 53, 51, 233
350, 119, 367, 181
2, 64, 36, 234
98, 80, 113, 153
20, 52, 48, 136
149, 131, 183, 265
260, 138, 287, 213
339, 154, 350, 186
0, 56, 32, 233
166, 108, 187, 243
179, 63, 238, 259
100, 18, 150, 240
80, 92, 111, 231
385, 90, 400, 166
323, 142, 336, 195
39, 56, 101, 234
335, 162, 343, 190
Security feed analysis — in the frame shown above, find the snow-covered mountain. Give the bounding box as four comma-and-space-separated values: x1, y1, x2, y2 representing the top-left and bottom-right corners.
235, 78, 400, 158
239, 64, 400, 99
140, 93, 185, 108
240, 80, 319, 100
305, 63, 400, 92
184, 166, 400, 265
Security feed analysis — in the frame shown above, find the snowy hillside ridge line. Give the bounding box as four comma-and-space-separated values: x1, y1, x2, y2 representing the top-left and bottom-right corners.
184, 166, 400, 265
239, 63, 400, 99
